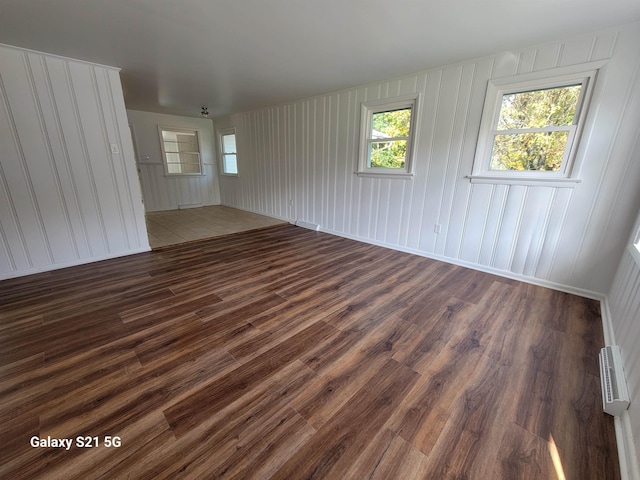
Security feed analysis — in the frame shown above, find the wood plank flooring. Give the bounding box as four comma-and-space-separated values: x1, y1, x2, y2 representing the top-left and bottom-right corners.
0, 225, 620, 479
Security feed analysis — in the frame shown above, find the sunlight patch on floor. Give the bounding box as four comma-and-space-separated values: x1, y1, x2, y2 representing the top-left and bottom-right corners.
549, 434, 566, 480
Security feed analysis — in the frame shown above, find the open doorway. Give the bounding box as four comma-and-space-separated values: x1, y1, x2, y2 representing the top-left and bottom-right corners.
144, 205, 286, 249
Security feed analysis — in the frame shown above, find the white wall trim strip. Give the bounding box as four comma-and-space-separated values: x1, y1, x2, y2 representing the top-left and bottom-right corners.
319, 224, 605, 300
0, 246, 151, 281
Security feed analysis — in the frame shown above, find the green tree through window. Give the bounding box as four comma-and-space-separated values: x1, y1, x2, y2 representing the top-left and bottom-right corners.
369, 108, 412, 168
490, 85, 582, 171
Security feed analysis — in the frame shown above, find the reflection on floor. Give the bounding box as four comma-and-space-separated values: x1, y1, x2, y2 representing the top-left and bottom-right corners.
145, 205, 287, 249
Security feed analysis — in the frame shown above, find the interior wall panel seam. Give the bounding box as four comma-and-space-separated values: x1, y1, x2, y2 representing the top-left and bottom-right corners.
0, 162, 17, 270
90, 65, 125, 251
554, 43, 565, 68
66, 62, 107, 254
475, 184, 495, 264
28, 54, 77, 261
607, 31, 621, 59
92, 67, 129, 250
543, 188, 574, 281
619, 268, 640, 341
531, 189, 558, 279
331, 95, 339, 230
44, 57, 90, 254
569, 53, 640, 285
437, 66, 464, 255
447, 63, 478, 259
324, 97, 331, 229
612, 254, 638, 341
21, 52, 63, 264
508, 187, 529, 272
587, 36, 598, 61
0, 59, 35, 267
106, 71, 141, 247
416, 70, 443, 251
530, 189, 556, 277
589, 56, 640, 271
489, 185, 509, 268
345, 90, 354, 234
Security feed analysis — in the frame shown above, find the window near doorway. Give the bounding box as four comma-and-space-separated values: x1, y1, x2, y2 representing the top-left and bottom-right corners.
357, 94, 419, 178
218, 127, 238, 175
470, 63, 601, 186
158, 127, 203, 175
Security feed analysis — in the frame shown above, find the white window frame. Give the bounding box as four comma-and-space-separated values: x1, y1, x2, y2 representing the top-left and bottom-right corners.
357, 93, 420, 178
158, 126, 203, 176
469, 61, 603, 187
218, 127, 239, 176
630, 221, 640, 267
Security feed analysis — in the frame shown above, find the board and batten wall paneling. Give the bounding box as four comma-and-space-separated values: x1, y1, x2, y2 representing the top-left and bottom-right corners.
215, 23, 640, 296
0, 44, 149, 280
608, 246, 640, 479
126, 109, 220, 212
605, 61, 640, 477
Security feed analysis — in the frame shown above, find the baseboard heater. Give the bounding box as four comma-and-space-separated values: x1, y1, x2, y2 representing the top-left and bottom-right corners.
599, 345, 630, 416
294, 220, 320, 231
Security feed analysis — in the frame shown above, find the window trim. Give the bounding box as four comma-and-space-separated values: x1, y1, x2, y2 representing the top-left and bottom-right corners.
158, 126, 203, 176
356, 93, 420, 178
217, 127, 239, 176
630, 222, 640, 267
469, 61, 604, 186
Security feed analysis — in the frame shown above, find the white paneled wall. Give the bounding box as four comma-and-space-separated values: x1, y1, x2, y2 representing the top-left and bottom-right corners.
127, 110, 220, 212
608, 247, 640, 478
215, 23, 640, 296
0, 44, 148, 280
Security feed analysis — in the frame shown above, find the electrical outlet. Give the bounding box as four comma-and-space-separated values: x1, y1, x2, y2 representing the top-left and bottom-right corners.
110, 143, 120, 154
434, 224, 441, 234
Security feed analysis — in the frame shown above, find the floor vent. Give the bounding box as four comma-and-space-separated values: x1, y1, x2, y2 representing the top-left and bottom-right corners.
295, 220, 320, 231
599, 345, 630, 416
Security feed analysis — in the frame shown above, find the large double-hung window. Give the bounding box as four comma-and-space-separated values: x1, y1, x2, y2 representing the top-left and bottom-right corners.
470, 62, 600, 186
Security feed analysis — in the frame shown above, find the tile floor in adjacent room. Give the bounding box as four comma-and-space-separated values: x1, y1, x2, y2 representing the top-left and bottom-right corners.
145, 205, 287, 248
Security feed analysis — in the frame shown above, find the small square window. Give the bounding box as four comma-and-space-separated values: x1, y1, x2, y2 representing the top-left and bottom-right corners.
470, 62, 601, 186
357, 94, 419, 178
158, 127, 202, 176
218, 127, 238, 175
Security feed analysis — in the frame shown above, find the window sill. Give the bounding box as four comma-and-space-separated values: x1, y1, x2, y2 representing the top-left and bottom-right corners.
220, 173, 239, 177
466, 175, 581, 188
163, 173, 206, 178
355, 171, 414, 179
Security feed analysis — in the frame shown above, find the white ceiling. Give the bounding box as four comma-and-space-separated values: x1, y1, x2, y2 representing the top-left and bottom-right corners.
1, 0, 639, 119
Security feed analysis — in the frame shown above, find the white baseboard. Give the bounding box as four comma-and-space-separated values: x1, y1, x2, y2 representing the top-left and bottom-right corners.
318, 226, 605, 300
0, 247, 151, 281
219, 203, 293, 224
616, 412, 640, 480
177, 203, 203, 209
214, 209, 606, 299
601, 298, 640, 480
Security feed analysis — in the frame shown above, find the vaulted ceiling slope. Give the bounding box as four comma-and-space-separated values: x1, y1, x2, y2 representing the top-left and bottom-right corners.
1, 0, 639, 118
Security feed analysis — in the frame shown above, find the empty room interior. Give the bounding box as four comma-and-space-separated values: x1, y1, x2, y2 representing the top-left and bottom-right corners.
2, 1, 640, 479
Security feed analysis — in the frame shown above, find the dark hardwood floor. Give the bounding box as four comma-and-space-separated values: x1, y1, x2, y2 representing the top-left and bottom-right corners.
0, 225, 619, 479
